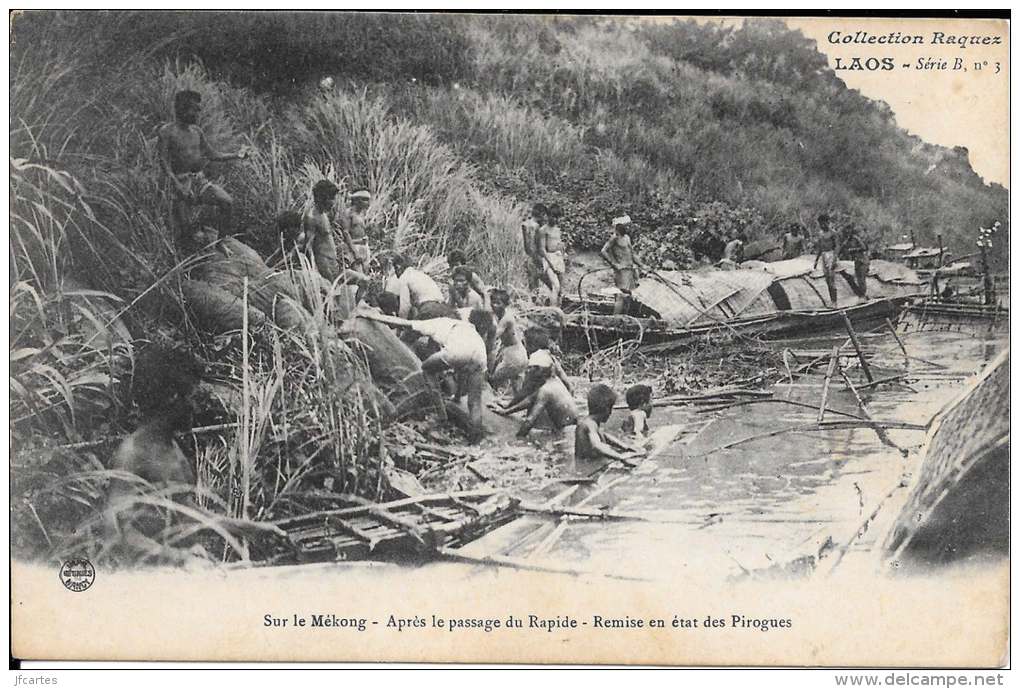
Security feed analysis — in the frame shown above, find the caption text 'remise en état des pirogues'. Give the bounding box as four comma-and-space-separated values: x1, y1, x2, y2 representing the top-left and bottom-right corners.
263, 613, 793, 633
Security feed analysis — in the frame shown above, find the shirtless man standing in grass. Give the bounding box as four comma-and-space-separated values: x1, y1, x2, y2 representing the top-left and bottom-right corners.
521, 203, 547, 291
302, 179, 341, 282
337, 189, 372, 274
536, 203, 566, 307
158, 90, 247, 239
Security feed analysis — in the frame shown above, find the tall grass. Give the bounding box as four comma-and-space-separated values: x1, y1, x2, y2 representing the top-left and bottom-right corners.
11, 43, 496, 566
461, 189, 527, 290
288, 89, 477, 256
398, 86, 588, 183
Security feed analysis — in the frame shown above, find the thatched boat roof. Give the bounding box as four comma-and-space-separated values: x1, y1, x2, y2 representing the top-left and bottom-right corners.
589, 257, 925, 329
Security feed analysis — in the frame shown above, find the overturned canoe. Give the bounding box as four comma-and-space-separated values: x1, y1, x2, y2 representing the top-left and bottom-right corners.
883, 348, 1009, 567
563, 256, 926, 350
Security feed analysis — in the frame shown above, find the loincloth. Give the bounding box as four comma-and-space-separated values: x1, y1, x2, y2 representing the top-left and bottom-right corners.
614, 267, 638, 292
544, 251, 566, 275
820, 250, 837, 276
174, 172, 216, 204
349, 238, 371, 265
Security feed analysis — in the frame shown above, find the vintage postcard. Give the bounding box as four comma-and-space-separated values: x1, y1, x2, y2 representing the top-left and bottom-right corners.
9, 11, 1010, 667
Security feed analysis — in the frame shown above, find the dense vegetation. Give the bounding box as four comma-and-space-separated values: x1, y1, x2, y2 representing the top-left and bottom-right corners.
9, 12, 1007, 565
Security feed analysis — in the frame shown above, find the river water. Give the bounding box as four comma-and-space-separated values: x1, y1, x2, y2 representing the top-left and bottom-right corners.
475, 324, 1007, 582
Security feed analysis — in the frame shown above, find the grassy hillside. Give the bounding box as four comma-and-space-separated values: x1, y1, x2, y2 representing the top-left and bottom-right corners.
8, 12, 1007, 564
12, 12, 1007, 267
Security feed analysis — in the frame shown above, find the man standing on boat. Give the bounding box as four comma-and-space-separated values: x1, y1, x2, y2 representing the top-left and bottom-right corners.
781, 222, 807, 260
812, 213, 840, 306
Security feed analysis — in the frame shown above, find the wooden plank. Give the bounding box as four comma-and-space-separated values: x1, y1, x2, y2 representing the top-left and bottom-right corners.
273, 490, 501, 529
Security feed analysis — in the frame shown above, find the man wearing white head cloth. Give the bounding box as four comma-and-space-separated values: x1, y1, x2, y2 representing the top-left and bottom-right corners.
501, 347, 578, 438
338, 189, 373, 274
600, 213, 646, 315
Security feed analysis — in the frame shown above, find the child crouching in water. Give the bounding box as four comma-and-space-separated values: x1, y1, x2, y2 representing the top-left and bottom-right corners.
621, 383, 653, 440
575, 384, 644, 466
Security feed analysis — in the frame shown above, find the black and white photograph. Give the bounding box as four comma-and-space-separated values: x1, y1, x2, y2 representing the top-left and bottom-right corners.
8, 11, 1010, 668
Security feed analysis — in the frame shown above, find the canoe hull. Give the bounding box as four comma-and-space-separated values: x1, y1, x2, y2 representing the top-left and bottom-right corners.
563, 297, 913, 352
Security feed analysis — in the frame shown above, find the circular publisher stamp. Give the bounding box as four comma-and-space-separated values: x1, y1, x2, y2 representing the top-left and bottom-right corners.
59, 558, 95, 592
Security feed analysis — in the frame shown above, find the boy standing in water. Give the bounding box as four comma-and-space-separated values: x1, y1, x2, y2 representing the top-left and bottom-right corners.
536, 203, 566, 307
575, 384, 644, 465
621, 384, 653, 440
158, 90, 248, 238
600, 214, 645, 315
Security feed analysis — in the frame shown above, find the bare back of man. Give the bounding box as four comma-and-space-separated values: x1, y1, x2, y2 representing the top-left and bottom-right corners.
302, 204, 341, 283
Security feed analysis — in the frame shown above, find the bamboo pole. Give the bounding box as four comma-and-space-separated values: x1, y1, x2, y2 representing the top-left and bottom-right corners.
885, 317, 910, 368
838, 368, 903, 453
436, 547, 649, 582
841, 312, 874, 382
854, 373, 908, 391
688, 420, 924, 458
817, 346, 839, 424
694, 397, 865, 420
527, 475, 629, 560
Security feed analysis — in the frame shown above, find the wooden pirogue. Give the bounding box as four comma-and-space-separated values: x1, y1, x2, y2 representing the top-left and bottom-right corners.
562, 256, 925, 351
900, 300, 1008, 332
273, 490, 519, 563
